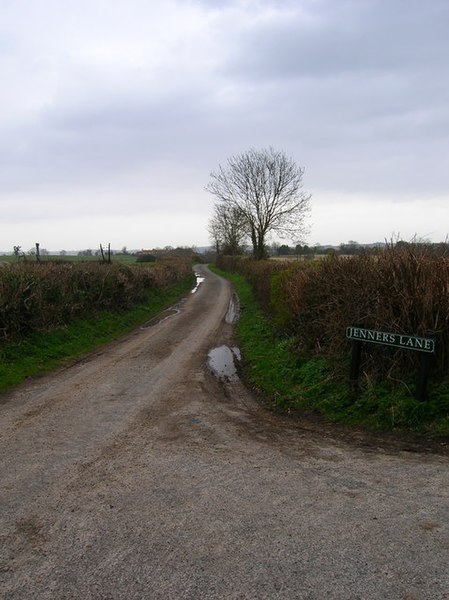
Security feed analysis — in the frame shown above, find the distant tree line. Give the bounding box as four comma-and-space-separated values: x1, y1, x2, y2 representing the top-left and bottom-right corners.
135, 246, 202, 262
271, 240, 365, 256
232, 240, 449, 258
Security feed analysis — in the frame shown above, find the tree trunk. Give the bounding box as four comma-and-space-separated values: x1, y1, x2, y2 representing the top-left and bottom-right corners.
252, 230, 267, 260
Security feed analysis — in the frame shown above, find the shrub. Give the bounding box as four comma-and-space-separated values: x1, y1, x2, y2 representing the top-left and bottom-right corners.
136, 254, 156, 263
217, 245, 449, 381
0, 258, 192, 341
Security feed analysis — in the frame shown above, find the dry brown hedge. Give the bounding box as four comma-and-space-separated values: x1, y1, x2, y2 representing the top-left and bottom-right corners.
217, 246, 449, 379
0, 257, 192, 341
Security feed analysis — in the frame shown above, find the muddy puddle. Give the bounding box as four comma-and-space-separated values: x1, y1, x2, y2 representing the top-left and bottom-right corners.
225, 292, 240, 324
141, 272, 205, 329
207, 346, 241, 381
140, 306, 182, 329
191, 272, 205, 294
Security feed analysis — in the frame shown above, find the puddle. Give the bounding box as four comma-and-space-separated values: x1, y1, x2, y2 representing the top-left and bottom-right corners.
225, 292, 240, 324
140, 271, 205, 329
207, 345, 241, 381
191, 272, 205, 294
140, 304, 182, 329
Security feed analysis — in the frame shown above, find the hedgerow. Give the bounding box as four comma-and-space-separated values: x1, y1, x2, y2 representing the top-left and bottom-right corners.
0, 257, 192, 341
216, 245, 449, 381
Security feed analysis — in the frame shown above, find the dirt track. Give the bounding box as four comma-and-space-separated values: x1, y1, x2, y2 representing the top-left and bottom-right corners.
1, 265, 448, 599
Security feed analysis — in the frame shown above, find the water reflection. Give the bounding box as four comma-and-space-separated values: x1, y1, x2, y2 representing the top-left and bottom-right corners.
207, 345, 241, 381
140, 305, 182, 329
191, 272, 205, 294
225, 293, 240, 324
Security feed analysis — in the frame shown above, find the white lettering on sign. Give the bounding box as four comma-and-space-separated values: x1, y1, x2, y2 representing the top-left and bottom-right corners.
346, 327, 435, 354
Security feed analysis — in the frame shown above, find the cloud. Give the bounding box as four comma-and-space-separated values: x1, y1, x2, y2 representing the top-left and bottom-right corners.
0, 0, 448, 250
221, 0, 449, 79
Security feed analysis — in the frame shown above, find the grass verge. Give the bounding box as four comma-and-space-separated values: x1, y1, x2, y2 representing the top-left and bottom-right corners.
0, 274, 195, 392
211, 266, 449, 437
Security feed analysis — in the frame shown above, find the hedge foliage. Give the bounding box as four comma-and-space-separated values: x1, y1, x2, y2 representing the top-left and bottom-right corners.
216, 245, 449, 381
0, 257, 192, 341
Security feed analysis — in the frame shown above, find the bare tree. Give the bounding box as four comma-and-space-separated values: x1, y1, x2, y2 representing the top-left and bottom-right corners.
208, 203, 247, 255
206, 147, 311, 259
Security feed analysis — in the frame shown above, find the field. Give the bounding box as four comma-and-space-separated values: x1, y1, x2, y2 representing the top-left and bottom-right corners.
0, 253, 139, 265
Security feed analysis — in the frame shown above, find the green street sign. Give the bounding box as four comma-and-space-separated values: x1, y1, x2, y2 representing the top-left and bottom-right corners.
345, 326, 436, 354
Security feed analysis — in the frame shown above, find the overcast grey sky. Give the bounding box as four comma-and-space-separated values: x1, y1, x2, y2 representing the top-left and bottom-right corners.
1, 0, 448, 251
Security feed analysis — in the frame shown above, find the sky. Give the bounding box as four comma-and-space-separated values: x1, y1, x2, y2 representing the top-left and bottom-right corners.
1, 0, 448, 252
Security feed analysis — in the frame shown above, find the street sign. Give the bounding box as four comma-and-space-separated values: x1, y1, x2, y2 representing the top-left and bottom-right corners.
346, 326, 435, 354
346, 325, 436, 401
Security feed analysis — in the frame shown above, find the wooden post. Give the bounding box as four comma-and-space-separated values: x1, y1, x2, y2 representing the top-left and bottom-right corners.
347, 325, 436, 401
349, 339, 362, 395
415, 332, 435, 401
100, 244, 106, 263
35, 242, 41, 263
347, 323, 365, 397
108, 243, 111, 263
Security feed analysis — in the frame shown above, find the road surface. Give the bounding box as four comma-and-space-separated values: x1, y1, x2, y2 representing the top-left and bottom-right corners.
1, 265, 448, 599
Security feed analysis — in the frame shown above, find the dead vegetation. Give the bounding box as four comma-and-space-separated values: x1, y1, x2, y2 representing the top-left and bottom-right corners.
0, 257, 192, 341
217, 244, 449, 379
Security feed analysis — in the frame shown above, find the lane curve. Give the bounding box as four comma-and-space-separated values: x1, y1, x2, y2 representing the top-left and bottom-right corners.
1, 265, 448, 599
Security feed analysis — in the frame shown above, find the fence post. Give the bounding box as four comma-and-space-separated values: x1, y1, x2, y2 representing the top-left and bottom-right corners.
415, 332, 435, 401
349, 339, 362, 394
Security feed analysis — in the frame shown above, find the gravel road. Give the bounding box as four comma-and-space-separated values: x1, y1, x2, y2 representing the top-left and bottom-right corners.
1, 264, 448, 600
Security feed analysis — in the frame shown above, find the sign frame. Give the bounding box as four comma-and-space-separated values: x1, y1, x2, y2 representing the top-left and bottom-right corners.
346, 325, 436, 401
345, 326, 436, 354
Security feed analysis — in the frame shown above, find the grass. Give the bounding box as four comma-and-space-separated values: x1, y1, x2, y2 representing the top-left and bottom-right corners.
0, 274, 195, 392
0, 254, 140, 265
211, 265, 449, 437
210, 266, 313, 409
